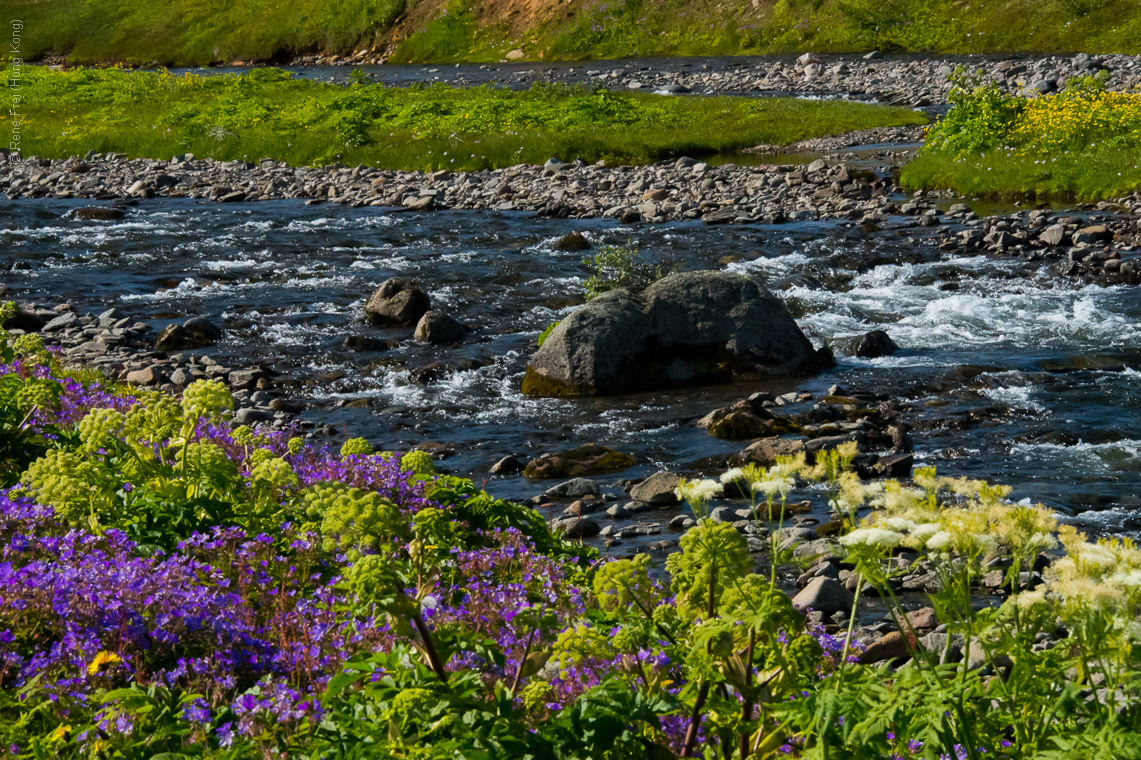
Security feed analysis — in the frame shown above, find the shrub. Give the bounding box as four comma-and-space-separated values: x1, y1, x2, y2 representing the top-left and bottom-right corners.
581, 242, 679, 300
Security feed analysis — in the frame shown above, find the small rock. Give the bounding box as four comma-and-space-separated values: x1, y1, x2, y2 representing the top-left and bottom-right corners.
524, 443, 637, 479
544, 478, 602, 498
43, 312, 79, 332
904, 607, 939, 630
75, 207, 126, 221
792, 577, 854, 617
553, 231, 591, 251
553, 516, 601, 539
364, 278, 431, 326
853, 329, 899, 358
859, 631, 913, 664
629, 471, 680, 505
414, 311, 467, 344
343, 335, 390, 352
490, 455, 525, 474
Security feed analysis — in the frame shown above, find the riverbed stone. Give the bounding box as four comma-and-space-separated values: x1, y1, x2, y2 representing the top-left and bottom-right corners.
414, 311, 467, 344
629, 471, 680, 505
791, 577, 854, 616
522, 271, 831, 396
733, 437, 807, 466
853, 329, 899, 358
75, 207, 125, 220
859, 631, 913, 664
2, 307, 45, 333
544, 477, 602, 498
490, 455, 524, 474
364, 278, 431, 326
524, 443, 637, 479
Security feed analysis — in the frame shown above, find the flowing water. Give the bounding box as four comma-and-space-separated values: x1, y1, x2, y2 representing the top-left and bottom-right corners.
3, 197, 1141, 538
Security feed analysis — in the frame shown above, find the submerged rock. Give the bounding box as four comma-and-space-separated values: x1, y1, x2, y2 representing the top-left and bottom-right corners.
522, 271, 831, 397
553, 231, 591, 251
524, 443, 637, 479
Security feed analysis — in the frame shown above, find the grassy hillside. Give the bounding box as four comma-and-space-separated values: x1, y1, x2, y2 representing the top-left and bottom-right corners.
9, 0, 1141, 66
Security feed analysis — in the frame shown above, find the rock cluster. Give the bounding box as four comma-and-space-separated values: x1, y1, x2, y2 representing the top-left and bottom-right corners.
291, 53, 1141, 108
3, 302, 311, 431
907, 199, 1141, 285
0, 153, 902, 225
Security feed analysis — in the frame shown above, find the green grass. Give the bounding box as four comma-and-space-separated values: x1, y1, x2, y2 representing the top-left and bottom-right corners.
900, 71, 1141, 201
12, 0, 1141, 67
901, 149, 1141, 202
9, 0, 406, 65
7, 66, 926, 170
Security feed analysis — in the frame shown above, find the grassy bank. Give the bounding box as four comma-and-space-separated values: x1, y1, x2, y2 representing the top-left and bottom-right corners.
5, 66, 925, 170
900, 70, 1141, 200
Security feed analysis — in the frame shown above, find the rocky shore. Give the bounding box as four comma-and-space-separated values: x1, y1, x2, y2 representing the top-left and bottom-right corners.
2, 151, 906, 224
292, 52, 1141, 108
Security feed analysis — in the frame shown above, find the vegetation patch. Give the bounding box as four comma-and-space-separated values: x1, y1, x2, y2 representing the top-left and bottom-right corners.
17, 0, 1141, 65
901, 70, 1141, 200
7, 66, 926, 170
3, 307, 1141, 756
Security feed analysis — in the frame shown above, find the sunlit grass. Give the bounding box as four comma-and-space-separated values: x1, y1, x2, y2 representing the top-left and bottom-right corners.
8, 66, 926, 170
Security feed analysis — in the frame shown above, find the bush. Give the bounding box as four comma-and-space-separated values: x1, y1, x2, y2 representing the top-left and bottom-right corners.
581, 242, 679, 300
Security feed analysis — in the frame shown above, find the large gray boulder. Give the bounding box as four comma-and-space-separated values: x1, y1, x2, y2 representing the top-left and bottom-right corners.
522, 271, 831, 396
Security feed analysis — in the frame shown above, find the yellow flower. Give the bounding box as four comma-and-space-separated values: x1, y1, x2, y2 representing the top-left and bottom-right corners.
51, 724, 71, 741
87, 650, 122, 676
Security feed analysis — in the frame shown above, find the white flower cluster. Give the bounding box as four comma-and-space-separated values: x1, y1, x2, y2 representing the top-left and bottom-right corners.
675, 478, 723, 505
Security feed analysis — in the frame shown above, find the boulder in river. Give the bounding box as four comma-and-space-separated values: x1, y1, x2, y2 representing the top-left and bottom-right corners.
553, 231, 591, 251
75, 207, 126, 221
853, 329, 899, 358
522, 271, 831, 397
364, 278, 430, 326
414, 311, 467, 344
155, 317, 223, 350
524, 443, 637, 479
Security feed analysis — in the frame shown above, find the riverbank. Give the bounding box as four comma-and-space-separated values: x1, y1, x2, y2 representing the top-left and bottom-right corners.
16, 0, 1141, 67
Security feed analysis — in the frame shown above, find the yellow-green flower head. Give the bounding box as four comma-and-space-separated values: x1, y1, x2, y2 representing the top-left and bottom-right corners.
16, 380, 60, 412
340, 437, 373, 458
593, 553, 656, 613
666, 519, 750, 621
251, 456, 299, 491
78, 408, 126, 453
551, 623, 611, 676
231, 426, 254, 445
247, 447, 277, 469
177, 441, 238, 480
400, 450, 436, 476
22, 450, 102, 524
287, 437, 305, 455
520, 680, 554, 711
124, 395, 183, 444
0, 301, 15, 323
302, 482, 404, 550
181, 379, 234, 420
12, 334, 49, 362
